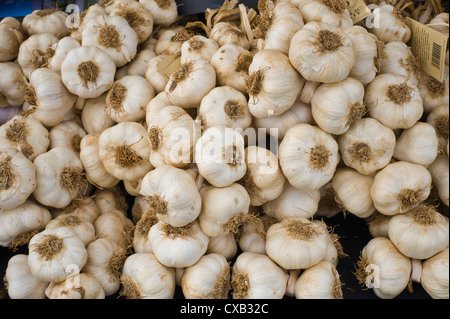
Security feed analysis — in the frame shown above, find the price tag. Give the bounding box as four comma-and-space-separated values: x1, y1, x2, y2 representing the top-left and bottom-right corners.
157, 51, 182, 80
346, 0, 371, 24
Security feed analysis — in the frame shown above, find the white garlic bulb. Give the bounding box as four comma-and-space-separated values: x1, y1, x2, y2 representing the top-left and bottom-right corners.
338, 117, 396, 176
238, 212, 277, 255
355, 237, 411, 299
180, 35, 220, 64
289, 21, 355, 83
98, 121, 153, 181
181, 253, 231, 299
294, 260, 343, 299
426, 104, 449, 154
126, 49, 156, 78
154, 26, 187, 56
388, 204, 449, 260
92, 186, 129, 216
133, 208, 159, 253
149, 220, 209, 268
371, 161, 432, 216
265, 217, 329, 270
365, 73, 423, 130
22, 9, 68, 37
81, 94, 116, 134
418, 67, 449, 114
379, 42, 421, 86
4, 254, 48, 299
207, 233, 238, 261
247, 49, 304, 119
370, 4, 411, 43
139, 0, 178, 27
144, 55, 170, 94
421, 247, 449, 299
49, 36, 80, 74
0, 62, 27, 107
368, 212, 392, 238
139, 165, 202, 227
428, 155, 449, 207
231, 251, 288, 299
120, 252, 176, 299
28, 226, 88, 282
296, 0, 352, 29
49, 120, 86, 155
45, 214, 96, 247
0, 18, 23, 62
52, 196, 100, 225
83, 237, 127, 296
94, 209, 134, 251
279, 123, 340, 191
210, 22, 250, 50
45, 273, 105, 299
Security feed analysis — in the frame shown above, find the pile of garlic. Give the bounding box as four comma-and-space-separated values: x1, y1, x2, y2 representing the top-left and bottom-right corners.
0, 0, 448, 300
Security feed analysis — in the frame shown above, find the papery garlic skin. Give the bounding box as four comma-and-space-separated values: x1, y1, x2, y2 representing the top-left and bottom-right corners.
5, 254, 48, 299
365, 73, 423, 130
139, 0, 178, 27
421, 247, 449, 299
388, 204, 449, 260
311, 77, 366, 135
370, 4, 411, 43
338, 118, 396, 176
139, 165, 202, 227
0, 62, 27, 107
181, 253, 231, 299
247, 49, 304, 119
265, 217, 329, 270
356, 237, 411, 299
45, 273, 105, 299
294, 261, 343, 299
279, 123, 340, 191
370, 161, 432, 216
231, 251, 288, 299
428, 155, 449, 207
28, 226, 88, 283
120, 252, 176, 299
289, 21, 355, 83
149, 220, 209, 268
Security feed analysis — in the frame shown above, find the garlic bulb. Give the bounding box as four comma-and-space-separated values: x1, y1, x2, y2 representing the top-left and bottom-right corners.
247, 49, 304, 118
120, 252, 176, 299
94, 210, 134, 251
421, 247, 449, 299
33, 147, 86, 209
338, 118, 396, 176
17, 33, 59, 79
393, 122, 439, 167
210, 22, 250, 50
355, 237, 411, 299
0, 62, 27, 107
145, 91, 174, 126
49, 120, 86, 155
289, 21, 355, 83
298, 80, 320, 104
210, 44, 253, 94
98, 121, 152, 181
181, 253, 231, 299
82, 14, 138, 67
239, 145, 285, 206
266, 217, 329, 270
279, 123, 340, 191
83, 237, 127, 296
368, 211, 392, 238
110, 1, 154, 44
207, 233, 238, 261
0, 200, 51, 250
181, 35, 220, 64
139, 165, 202, 227
45, 214, 96, 247
388, 204, 449, 260
371, 161, 432, 216
148, 105, 200, 168
426, 12, 449, 36
311, 77, 366, 135
149, 220, 209, 268
133, 208, 159, 253
52, 196, 100, 225
81, 94, 116, 134
296, 0, 352, 29
428, 155, 449, 207
28, 226, 88, 282
49, 36, 80, 74
418, 67, 449, 114
231, 251, 288, 299
255, 0, 304, 55
92, 186, 129, 216
0, 17, 23, 62
0, 147, 36, 210
426, 104, 449, 154
198, 86, 252, 131
139, 0, 178, 27
123, 49, 156, 78
4, 254, 48, 299
199, 183, 251, 237
144, 55, 170, 94
294, 260, 343, 299
195, 126, 246, 188
344, 26, 383, 86
165, 58, 216, 109
314, 182, 342, 218
22, 9, 68, 37
106, 75, 155, 123
69, 3, 106, 42
263, 182, 321, 220
332, 167, 376, 219
79, 133, 120, 189
379, 42, 421, 86
154, 26, 189, 56
370, 4, 411, 43
365, 73, 423, 130
45, 273, 105, 299
238, 213, 277, 255
61, 45, 116, 99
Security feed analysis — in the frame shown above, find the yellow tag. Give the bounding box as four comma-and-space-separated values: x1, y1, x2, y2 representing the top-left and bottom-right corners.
157, 51, 182, 80
406, 18, 448, 82
346, 0, 371, 24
